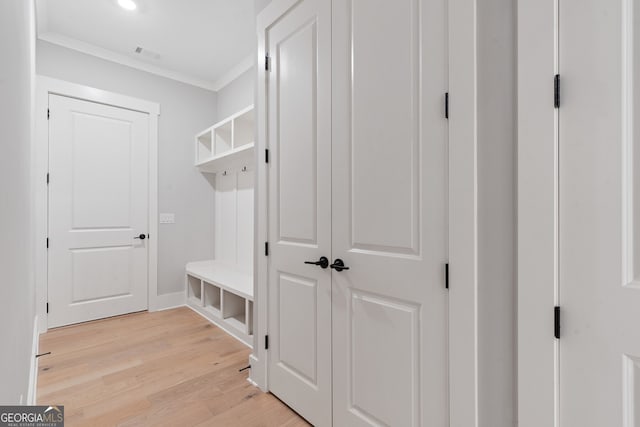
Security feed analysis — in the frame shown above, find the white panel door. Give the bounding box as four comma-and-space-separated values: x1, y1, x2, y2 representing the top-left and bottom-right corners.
332, 0, 448, 426
48, 94, 149, 328
266, 0, 332, 425
560, 0, 640, 425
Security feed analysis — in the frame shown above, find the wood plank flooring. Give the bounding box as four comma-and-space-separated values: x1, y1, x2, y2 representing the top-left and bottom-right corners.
37, 307, 309, 427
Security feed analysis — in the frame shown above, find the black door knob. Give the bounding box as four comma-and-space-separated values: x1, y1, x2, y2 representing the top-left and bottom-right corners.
330, 259, 350, 272
304, 256, 329, 269
134, 234, 147, 240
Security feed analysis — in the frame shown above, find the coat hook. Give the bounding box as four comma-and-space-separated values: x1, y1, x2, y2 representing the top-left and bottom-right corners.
222, 170, 227, 176
242, 166, 247, 172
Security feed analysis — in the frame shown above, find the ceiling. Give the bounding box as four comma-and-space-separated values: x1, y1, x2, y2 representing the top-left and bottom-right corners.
36, 0, 256, 91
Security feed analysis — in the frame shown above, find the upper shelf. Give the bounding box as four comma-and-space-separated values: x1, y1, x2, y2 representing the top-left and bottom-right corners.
196, 143, 254, 174
195, 105, 255, 173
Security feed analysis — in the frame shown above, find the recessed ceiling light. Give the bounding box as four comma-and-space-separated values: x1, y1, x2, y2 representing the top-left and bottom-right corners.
118, 0, 137, 11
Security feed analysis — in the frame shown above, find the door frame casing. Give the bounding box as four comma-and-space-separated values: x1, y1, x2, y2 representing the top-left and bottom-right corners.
252, 0, 479, 425
517, 0, 558, 426
34, 76, 160, 333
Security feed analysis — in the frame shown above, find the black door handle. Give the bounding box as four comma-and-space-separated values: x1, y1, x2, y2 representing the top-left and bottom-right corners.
134, 234, 147, 240
330, 259, 350, 272
304, 256, 329, 269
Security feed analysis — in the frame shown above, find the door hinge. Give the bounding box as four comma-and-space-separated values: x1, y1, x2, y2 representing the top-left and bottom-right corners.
265, 149, 269, 164
46, 303, 49, 314
264, 242, 269, 256
265, 55, 270, 71
554, 74, 560, 108
46, 238, 49, 249
265, 335, 269, 350
46, 173, 49, 185
47, 108, 50, 120
445, 92, 449, 119
445, 263, 449, 289
554, 306, 561, 339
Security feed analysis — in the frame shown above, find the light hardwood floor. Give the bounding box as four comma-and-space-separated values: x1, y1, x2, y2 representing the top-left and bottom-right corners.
37, 307, 309, 427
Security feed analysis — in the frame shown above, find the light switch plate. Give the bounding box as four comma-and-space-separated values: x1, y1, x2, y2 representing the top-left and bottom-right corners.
159, 213, 175, 224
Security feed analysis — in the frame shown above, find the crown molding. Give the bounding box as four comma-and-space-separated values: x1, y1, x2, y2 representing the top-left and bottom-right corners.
211, 55, 255, 91
37, 32, 219, 92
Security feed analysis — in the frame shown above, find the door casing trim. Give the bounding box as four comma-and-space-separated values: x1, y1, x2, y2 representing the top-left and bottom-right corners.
517, 0, 559, 426
34, 76, 160, 333
253, 0, 480, 425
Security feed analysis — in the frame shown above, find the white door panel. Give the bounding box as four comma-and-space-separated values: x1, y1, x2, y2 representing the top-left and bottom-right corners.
48, 94, 149, 328
266, 0, 332, 425
332, 0, 448, 426
265, 0, 448, 424
560, 0, 640, 425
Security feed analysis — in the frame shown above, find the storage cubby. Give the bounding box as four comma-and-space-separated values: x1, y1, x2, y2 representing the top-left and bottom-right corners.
185, 260, 254, 346
233, 109, 255, 148
194, 106, 255, 174
187, 275, 202, 305
246, 300, 253, 335
195, 129, 213, 163
222, 290, 246, 331
214, 121, 232, 155
203, 282, 221, 316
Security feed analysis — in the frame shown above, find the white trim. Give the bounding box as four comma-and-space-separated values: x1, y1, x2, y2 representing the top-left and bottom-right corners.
152, 292, 186, 311
252, 0, 296, 393
38, 33, 219, 92
147, 109, 160, 312
27, 315, 39, 405
34, 76, 160, 332
517, 0, 559, 426
253, 0, 479, 422
247, 354, 261, 388
448, 0, 479, 425
211, 55, 255, 92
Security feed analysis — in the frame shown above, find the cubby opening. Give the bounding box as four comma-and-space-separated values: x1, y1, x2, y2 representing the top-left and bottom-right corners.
214, 121, 233, 155
223, 290, 246, 331
246, 300, 254, 335
203, 282, 221, 316
187, 275, 202, 304
233, 109, 255, 148
196, 129, 213, 162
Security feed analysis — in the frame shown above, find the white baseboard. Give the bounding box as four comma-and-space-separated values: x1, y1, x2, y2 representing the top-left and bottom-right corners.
151, 291, 186, 312
248, 353, 267, 391
27, 315, 39, 405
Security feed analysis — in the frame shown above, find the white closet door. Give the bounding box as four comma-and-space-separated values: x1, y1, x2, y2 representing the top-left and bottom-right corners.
48, 94, 149, 328
266, 0, 332, 425
559, 0, 640, 425
331, 0, 449, 426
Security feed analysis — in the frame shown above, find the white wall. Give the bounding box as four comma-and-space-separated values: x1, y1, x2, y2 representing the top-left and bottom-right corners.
36, 41, 218, 296
0, 0, 36, 404
477, 0, 516, 425
216, 68, 254, 120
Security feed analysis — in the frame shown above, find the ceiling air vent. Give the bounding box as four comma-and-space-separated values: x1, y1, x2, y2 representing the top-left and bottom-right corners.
134, 46, 161, 60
